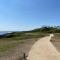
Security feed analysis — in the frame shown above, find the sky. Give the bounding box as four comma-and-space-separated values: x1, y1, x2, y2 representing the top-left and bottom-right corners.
0, 0, 60, 31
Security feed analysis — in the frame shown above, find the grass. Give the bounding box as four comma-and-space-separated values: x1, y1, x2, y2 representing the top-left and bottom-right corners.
0, 38, 28, 56
0, 43, 16, 52
50, 33, 60, 42
10, 32, 48, 40
0, 32, 49, 56
50, 33, 60, 52
0, 38, 33, 56
0, 40, 21, 56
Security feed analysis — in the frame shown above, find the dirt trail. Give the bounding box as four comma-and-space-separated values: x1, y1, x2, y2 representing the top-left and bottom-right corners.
27, 34, 60, 60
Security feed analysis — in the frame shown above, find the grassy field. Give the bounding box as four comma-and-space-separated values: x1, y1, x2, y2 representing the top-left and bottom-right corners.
1, 26, 59, 59
0, 39, 21, 56
0, 32, 48, 57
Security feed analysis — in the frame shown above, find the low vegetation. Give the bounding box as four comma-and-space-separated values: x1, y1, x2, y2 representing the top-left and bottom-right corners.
50, 33, 60, 52
51, 33, 60, 42
0, 26, 60, 56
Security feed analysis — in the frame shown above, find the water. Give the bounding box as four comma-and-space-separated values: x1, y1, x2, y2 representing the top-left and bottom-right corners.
0, 31, 12, 35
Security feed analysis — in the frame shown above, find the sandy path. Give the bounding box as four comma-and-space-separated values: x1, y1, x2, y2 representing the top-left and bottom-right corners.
27, 34, 60, 60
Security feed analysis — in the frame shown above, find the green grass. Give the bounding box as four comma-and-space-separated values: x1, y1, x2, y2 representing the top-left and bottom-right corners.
0, 39, 25, 56
9, 32, 48, 40
0, 43, 16, 52
0, 31, 49, 56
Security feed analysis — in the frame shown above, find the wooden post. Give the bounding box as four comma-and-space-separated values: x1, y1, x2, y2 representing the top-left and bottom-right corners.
23, 53, 27, 60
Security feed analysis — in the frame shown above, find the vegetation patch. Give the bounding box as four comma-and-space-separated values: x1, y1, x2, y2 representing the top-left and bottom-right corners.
50, 33, 60, 52
0, 26, 60, 56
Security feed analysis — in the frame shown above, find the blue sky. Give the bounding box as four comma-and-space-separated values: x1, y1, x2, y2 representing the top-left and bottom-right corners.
0, 0, 60, 31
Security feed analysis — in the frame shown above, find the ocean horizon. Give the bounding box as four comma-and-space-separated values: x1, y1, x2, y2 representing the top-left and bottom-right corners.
0, 31, 12, 35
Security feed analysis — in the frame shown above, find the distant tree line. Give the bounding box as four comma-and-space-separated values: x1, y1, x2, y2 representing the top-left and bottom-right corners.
30, 26, 60, 33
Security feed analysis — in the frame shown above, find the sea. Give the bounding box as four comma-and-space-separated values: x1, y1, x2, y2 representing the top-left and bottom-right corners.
0, 31, 12, 35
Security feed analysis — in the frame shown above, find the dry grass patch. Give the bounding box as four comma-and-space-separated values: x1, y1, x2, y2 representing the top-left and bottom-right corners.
50, 33, 60, 52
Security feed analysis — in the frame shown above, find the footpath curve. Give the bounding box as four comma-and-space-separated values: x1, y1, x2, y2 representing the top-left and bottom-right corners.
27, 34, 60, 60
